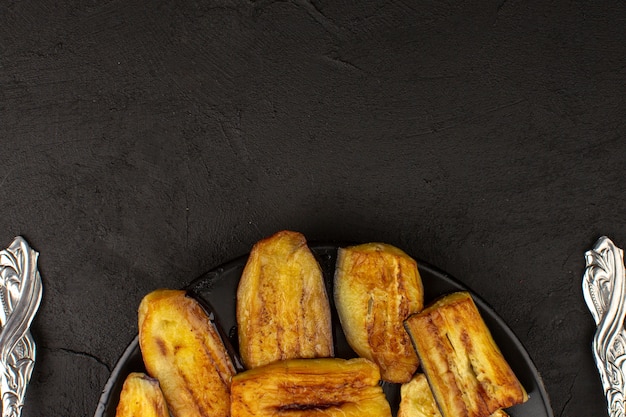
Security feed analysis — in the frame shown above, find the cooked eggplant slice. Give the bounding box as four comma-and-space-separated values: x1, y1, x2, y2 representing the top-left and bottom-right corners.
334, 242, 423, 383
404, 292, 527, 417
398, 373, 509, 417
398, 373, 440, 417
115, 372, 169, 417
230, 357, 392, 417
138, 289, 236, 417
237, 230, 333, 369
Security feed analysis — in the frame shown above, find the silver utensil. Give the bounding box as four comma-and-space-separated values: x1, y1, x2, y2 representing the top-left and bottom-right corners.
583, 236, 626, 417
0, 237, 42, 417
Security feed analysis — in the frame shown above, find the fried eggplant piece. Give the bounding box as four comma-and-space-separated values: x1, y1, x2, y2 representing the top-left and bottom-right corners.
230, 357, 392, 417
334, 242, 423, 383
237, 230, 333, 369
398, 373, 509, 417
404, 292, 527, 417
138, 289, 236, 417
398, 373, 440, 417
115, 372, 169, 417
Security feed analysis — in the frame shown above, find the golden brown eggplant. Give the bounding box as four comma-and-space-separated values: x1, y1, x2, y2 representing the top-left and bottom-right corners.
230, 357, 392, 417
115, 372, 169, 417
334, 242, 423, 383
398, 373, 440, 417
237, 230, 333, 369
404, 292, 527, 417
138, 289, 236, 417
398, 373, 509, 417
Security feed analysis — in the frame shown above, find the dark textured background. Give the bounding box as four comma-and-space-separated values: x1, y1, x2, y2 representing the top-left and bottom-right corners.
1, 0, 625, 415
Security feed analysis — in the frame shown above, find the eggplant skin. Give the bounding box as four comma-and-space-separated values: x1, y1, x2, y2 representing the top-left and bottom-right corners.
138, 289, 236, 417
230, 357, 392, 417
115, 372, 169, 417
334, 243, 423, 383
398, 373, 509, 417
237, 230, 333, 369
404, 292, 527, 417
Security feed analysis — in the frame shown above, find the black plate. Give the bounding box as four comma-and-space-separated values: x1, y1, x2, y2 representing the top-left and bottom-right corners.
94, 245, 553, 417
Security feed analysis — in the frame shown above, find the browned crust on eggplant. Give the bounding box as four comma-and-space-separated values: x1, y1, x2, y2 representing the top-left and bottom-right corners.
236, 230, 333, 369
138, 289, 236, 417
404, 292, 527, 417
230, 358, 392, 417
335, 243, 423, 383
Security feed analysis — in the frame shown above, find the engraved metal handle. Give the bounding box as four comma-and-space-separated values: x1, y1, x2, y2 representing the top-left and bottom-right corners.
583, 236, 626, 417
0, 237, 42, 417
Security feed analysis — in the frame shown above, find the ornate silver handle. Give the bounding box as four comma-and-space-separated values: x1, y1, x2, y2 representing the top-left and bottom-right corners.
583, 236, 626, 417
0, 237, 42, 417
